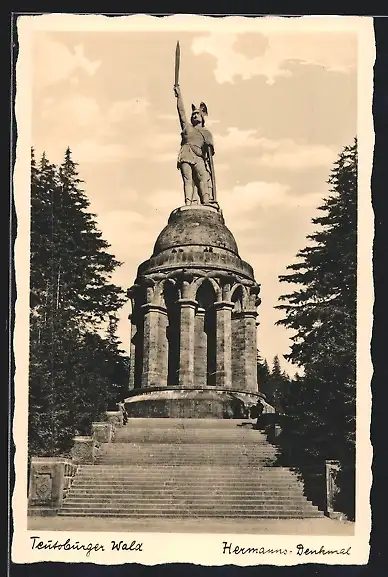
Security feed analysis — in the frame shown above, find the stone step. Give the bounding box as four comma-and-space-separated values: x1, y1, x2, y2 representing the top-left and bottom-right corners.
103, 441, 276, 448
97, 450, 277, 458
113, 430, 269, 444
59, 417, 320, 521
67, 489, 306, 497
100, 446, 278, 455
96, 455, 276, 469
67, 483, 305, 493
97, 453, 278, 460
73, 473, 302, 481
121, 418, 258, 430
75, 471, 298, 480
97, 452, 276, 457
75, 469, 300, 476
60, 499, 320, 510
64, 496, 311, 505
75, 472, 297, 480
58, 508, 322, 518
97, 451, 276, 466
96, 460, 277, 466
98, 455, 278, 461
77, 464, 292, 472
61, 505, 319, 515
58, 512, 322, 519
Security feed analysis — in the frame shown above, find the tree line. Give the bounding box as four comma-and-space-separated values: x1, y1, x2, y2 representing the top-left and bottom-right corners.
29, 148, 129, 457
260, 140, 357, 519
257, 353, 291, 414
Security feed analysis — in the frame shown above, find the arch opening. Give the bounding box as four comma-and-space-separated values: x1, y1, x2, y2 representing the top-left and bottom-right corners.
195, 279, 217, 386
164, 280, 180, 386
231, 284, 244, 314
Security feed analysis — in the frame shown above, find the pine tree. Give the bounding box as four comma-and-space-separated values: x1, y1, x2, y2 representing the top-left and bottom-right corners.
275, 140, 357, 518
103, 314, 130, 408
276, 140, 357, 372
256, 350, 270, 398
268, 356, 290, 413
29, 149, 128, 456
54, 148, 125, 328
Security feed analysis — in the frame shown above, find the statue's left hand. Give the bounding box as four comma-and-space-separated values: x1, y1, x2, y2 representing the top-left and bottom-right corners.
174, 85, 180, 97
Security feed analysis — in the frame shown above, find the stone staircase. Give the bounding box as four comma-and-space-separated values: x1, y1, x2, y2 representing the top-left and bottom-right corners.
59, 418, 323, 518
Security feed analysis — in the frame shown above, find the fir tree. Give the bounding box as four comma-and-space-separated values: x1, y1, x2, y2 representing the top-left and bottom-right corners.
54, 148, 125, 328
269, 355, 290, 413
256, 350, 270, 398
29, 149, 128, 457
275, 140, 357, 518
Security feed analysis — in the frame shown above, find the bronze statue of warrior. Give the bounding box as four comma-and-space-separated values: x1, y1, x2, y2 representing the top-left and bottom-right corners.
174, 85, 215, 205
173, 43, 216, 206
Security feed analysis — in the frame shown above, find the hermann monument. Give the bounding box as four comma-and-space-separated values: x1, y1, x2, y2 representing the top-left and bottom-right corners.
124, 43, 262, 418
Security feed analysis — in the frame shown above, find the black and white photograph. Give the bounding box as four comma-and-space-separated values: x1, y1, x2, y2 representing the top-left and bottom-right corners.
12, 14, 374, 566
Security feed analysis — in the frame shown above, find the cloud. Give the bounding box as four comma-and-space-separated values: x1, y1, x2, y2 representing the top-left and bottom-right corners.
157, 113, 178, 122
215, 128, 337, 170
146, 189, 182, 215
220, 181, 325, 236
72, 139, 130, 163
223, 181, 291, 213
192, 32, 356, 85
107, 98, 150, 122
41, 94, 102, 127
216, 127, 261, 151
38, 91, 177, 164
256, 139, 337, 170
157, 112, 220, 128
153, 152, 177, 163
34, 33, 101, 87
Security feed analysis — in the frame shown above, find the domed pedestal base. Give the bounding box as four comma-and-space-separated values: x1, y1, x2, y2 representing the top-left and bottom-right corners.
124, 388, 260, 419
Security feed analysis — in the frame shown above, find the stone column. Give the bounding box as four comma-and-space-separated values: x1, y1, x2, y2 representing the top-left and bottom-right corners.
242, 311, 259, 393
194, 307, 207, 388
158, 307, 169, 386
214, 301, 234, 389
141, 304, 168, 388
128, 316, 136, 391
232, 311, 258, 393
178, 299, 197, 388
231, 313, 244, 385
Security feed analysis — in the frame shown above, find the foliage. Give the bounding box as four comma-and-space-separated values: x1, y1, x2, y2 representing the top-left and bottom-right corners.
29, 148, 128, 457
256, 351, 270, 397
257, 352, 291, 413
275, 140, 357, 519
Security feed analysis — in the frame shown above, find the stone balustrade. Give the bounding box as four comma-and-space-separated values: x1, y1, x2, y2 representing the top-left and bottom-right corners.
70, 435, 100, 464
28, 407, 125, 516
325, 460, 346, 519
104, 410, 124, 428
28, 457, 78, 516
92, 421, 114, 443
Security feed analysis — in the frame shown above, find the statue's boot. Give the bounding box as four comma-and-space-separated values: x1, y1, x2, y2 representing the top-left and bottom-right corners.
201, 192, 210, 205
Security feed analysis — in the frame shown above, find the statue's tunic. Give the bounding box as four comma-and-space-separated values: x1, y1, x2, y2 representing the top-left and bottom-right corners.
177, 125, 214, 169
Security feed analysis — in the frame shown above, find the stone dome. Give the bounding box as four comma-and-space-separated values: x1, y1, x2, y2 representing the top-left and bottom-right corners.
153, 205, 239, 257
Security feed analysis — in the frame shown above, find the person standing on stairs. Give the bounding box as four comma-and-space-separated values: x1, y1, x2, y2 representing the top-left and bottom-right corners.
254, 400, 264, 429
118, 401, 128, 425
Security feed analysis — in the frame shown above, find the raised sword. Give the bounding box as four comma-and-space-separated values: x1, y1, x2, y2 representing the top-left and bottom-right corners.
174, 41, 180, 87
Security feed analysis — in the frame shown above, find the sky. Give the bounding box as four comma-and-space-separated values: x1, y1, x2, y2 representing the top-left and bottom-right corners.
28, 16, 358, 375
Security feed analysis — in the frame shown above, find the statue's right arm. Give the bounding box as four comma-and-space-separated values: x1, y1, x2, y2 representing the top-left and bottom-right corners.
174, 86, 187, 130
